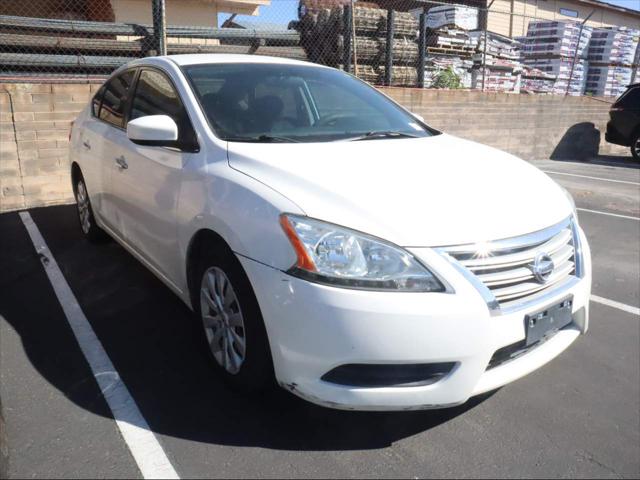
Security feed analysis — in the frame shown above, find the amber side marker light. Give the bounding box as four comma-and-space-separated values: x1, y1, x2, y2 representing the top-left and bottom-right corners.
279, 215, 317, 272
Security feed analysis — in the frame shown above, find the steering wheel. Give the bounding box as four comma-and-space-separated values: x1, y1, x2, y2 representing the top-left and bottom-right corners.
315, 113, 359, 127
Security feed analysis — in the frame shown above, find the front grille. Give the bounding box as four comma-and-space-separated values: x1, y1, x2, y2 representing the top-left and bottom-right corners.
444, 218, 578, 308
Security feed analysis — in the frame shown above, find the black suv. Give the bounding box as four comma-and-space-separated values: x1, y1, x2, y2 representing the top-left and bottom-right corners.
606, 83, 640, 160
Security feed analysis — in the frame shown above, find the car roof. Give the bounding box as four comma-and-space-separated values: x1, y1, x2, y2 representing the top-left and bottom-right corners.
162, 54, 325, 68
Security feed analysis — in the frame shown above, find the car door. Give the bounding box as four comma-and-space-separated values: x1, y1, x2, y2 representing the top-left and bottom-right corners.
87, 69, 137, 230
113, 67, 200, 284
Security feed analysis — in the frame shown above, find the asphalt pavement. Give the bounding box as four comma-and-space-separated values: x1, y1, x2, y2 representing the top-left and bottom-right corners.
0, 155, 638, 479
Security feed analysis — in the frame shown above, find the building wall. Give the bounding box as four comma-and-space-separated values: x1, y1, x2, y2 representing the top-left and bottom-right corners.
110, 0, 269, 27
0, 82, 629, 213
488, 0, 640, 37
111, 0, 219, 27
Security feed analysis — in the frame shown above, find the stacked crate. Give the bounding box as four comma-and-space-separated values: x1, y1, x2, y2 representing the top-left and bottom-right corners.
585, 27, 640, 97
416, 6, 478, 89
469, 30, 522, 93
520, 66, 556, 94
520, 20, 593, 95
298, 5, 419, 86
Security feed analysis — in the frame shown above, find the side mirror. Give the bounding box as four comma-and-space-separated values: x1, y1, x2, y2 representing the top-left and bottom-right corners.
127, 115, 178, 147
412, 112, 425, 123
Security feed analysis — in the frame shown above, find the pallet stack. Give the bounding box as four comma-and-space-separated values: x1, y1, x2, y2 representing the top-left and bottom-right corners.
298, 5, 419, 85
418, 6, 478, 89
520, 20, 593, 95
585, 26, 640, 97
520, 66, 556, 94
470, 30, 522, 93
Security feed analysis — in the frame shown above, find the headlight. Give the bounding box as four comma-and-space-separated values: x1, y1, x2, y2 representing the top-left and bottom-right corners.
280, 214, 445, 292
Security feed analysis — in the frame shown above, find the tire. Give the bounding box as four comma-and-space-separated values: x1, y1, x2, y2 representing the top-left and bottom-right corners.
195, 247, 274, 392
73, 171, 107, 243
631, 132, 640, 161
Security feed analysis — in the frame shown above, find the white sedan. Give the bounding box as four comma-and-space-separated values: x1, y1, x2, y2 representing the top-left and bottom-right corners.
69, 54, 592, 411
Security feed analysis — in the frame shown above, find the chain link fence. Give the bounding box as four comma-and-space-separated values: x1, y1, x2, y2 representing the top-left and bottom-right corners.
0, 0, 638, 96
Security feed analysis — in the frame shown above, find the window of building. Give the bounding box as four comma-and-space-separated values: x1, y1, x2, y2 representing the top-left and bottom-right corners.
559, 8, 578, 18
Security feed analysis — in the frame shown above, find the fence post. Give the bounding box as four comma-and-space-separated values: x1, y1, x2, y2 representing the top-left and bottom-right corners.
566, 10, 594, 96
417, 9, 427, 88
385, 9, 395, 86
631, 40, 640, 84
152, 0, 167, 56
481, 0, 495, 92
342, 4, 353, 73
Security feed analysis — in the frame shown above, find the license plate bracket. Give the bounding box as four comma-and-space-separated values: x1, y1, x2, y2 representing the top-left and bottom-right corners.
524, 297, 573, 346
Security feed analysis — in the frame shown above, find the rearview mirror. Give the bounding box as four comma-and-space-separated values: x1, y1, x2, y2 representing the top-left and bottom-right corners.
127, 115, 178, 147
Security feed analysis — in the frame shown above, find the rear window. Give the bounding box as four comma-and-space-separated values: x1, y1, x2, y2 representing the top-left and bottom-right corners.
614, 86, 640, 109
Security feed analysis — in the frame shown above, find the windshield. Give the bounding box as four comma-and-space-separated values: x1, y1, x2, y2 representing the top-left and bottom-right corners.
183, 63, 436, 143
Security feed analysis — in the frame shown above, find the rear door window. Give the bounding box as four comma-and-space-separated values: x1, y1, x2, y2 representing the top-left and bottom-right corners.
91, 85, 105, 117
99, 70, 136, 128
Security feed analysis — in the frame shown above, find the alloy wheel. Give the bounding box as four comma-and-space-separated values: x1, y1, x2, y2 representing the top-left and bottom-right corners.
76, 180, 91, 234
200, 266, 246, 375
634, 137, 640, 158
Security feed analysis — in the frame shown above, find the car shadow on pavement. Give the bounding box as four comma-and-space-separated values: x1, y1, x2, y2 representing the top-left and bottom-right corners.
0, 205, 495, 452
550, 122, 637, 169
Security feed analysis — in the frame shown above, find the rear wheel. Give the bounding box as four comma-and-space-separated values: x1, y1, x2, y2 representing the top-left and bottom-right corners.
195, 248, 274, 392
631, 132, 640, 161
73, 171, 107, 242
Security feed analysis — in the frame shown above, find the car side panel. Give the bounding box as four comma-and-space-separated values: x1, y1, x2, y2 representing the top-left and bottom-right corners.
175, 151, 303, 306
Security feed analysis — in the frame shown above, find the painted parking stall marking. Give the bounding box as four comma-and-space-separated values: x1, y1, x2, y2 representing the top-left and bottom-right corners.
19, 211, 180, 480
590, 295, 640, 316
542, 170, 640, 186
576, 208, 640, 221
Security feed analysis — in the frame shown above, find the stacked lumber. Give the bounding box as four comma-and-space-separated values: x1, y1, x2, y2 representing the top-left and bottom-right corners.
352, 64, 418, 86
585, 65, 634, 97
521, 66, 556, 94
298, 5, 419, 85
585, 26, 640, 97
520, 20, 593, 95
470, 31, 522, 93
425, 5, 479, 31
426, 26, 477, 52
522, 56, 588, 95
337, 36, 419, 65
423, 56, 473, 88
417, 6, 478, 90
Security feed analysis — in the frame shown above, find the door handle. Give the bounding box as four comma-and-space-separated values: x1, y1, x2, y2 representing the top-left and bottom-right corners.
82, 141, 91, 150
115, 155, 128, 170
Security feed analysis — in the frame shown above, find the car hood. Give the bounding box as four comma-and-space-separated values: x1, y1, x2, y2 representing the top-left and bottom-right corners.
226, 133, 572, 247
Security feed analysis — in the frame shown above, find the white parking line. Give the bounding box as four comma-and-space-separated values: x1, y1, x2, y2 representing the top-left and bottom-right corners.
576, 208, 640, 221
19, 211, 179, 480
542, 170, 640, 186
591, 295, 640, 316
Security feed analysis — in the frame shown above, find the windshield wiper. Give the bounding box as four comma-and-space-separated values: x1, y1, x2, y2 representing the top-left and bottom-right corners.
343, 131, 422, 142
225, 135, 301, 143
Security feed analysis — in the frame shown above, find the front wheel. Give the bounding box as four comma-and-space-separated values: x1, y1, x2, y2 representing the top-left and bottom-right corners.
631, 132, 640, 161
195, 249, 274, 392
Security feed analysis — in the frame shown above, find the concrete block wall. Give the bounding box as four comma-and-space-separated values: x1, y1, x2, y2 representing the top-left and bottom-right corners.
379, 88, 628, 161
0, 82, 101, 212
0, 82, 630, 213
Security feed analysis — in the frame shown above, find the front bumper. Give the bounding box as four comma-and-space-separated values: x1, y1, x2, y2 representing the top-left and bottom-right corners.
238, 227, 592, 411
